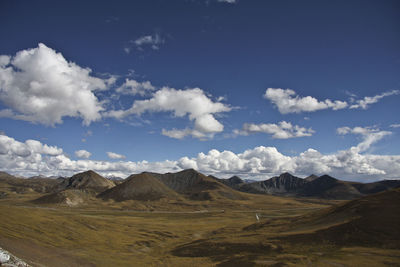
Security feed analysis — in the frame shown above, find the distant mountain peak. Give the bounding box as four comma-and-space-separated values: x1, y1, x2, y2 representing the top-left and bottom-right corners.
80, 170, 98, 176
212, 175, 244, 188
317, 174, 338, 181
304, 174, 319, 182
59, 170, 115, 192
228, 176, 243, 183
178, 168, 199, 175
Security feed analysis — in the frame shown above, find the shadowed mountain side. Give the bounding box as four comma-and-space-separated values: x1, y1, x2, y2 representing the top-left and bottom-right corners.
280, 187, 400, 248
57, 170, 115, 193
298, 175, 362, 199
238, 172, 306, 195
210, 175, 244, 189
157, 169, 246, 201
304, 174, 319, 182
232, 173, 397, 200
352, 180, 400, 194
172, 188, 400, 264
98, 173, 181, 201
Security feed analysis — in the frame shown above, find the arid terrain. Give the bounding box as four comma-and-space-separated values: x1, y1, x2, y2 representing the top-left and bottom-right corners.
0, 170, 399, 266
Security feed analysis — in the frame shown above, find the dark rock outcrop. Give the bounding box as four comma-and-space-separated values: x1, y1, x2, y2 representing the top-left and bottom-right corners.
238, 172, 306, 196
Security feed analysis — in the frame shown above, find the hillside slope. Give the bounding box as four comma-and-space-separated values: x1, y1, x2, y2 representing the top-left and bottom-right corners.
33, 189, 89, 206
283, 187, 400, 248
98, 173, 180, 201
211, 175, 244, 189
157, 169, 246, 201
298, 175, 362, 199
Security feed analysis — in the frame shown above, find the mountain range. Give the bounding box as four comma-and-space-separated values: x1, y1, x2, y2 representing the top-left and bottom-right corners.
212, 172, 400, 200
1, 170, 399, 205
99, 169, 245, 202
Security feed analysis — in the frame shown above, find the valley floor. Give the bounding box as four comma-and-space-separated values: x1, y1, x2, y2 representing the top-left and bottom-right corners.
0, 192, 399, 266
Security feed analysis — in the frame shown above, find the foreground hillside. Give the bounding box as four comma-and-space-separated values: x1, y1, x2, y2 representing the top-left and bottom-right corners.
0, 188, 399, 266
282, 187, 400, 248
171, 188, 400, 266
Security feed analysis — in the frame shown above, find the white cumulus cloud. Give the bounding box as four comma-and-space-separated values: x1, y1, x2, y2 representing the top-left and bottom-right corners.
0, 43, 108, 126
107, 151, 126, 160
0, 135, 63, 158
349, 90, 399, 109
0, 132, 398, 181
116, 79, 155, 96
107, 87, 231, 139
0, 134, 63, 175
264, 88, 398, 114
234, 121, 315, 139
75, 149, 91, 159
176, 131, 397, 180
264, 88, 348, 114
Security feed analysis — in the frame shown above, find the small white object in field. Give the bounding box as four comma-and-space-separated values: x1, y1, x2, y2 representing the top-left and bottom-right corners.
255, 213, 260, 222
0, 250, 10, 263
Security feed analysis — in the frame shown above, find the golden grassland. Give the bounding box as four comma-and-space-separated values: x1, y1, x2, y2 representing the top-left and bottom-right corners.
0, 186, 399, 266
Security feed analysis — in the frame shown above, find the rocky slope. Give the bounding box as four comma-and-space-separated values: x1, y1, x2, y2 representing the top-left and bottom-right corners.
0, 247, 29, 266
238, 172, 306, 195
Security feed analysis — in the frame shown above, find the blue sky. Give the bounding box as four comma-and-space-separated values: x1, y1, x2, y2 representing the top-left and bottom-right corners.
0, 0, 399, 181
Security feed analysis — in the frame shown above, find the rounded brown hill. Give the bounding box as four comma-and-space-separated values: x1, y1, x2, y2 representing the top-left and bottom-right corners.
157, 169, 246, 201
58, 170, 115, 192
33, 189, 88, 206
98, 173, 180, 201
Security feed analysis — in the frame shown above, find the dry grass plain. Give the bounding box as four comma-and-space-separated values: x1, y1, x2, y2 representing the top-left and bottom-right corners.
0, 185, 399, 266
